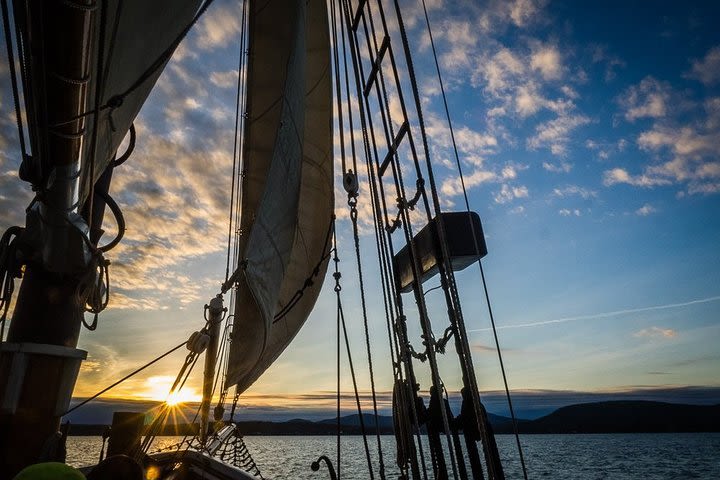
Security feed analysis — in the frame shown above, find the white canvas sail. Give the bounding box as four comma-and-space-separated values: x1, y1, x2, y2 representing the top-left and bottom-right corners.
225, 0, 332, 392
78, 0, 206, 203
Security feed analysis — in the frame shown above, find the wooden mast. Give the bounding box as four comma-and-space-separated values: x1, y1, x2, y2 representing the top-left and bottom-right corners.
0, 1, 96, 476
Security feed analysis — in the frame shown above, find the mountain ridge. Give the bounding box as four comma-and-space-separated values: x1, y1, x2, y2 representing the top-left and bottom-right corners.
68, 400, 720, 435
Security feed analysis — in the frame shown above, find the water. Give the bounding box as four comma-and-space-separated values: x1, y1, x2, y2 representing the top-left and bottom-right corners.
68, 433, 720, 479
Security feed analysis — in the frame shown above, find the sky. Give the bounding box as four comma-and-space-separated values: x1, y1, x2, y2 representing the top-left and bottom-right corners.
1, 0, 719, 422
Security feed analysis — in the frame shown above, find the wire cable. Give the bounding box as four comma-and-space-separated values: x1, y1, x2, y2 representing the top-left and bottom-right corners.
62, 340, 187, 416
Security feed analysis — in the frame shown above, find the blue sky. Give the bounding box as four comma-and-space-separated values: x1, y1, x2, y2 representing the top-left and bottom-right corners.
1, 0, 719, 419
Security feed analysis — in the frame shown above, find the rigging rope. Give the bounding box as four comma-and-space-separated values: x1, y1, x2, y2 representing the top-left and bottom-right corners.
331, 227, 375, 480
418, 1, 528, 478
1, 0, 28, 163
225, 15, 246, 282
342, 0, 462, 476
348, 187, 387, 478
62, 340, 187, 416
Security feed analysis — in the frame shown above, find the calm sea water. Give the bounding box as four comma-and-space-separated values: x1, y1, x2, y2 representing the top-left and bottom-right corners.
68, 433, 720, 479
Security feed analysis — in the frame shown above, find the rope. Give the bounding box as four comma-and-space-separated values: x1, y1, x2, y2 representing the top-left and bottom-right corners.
271, 218, 334, 323
95, 189, 126, 252
348, 192, 387, 478
62, 340, 187, 416
111, 123, 136, 167
331, 229, 375, 480
225, 19, 245, 282
1, 0, 28, 162
418, 2, 528, 478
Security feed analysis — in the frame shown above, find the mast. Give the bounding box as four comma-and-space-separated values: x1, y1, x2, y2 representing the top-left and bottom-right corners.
0, 1, 96, 476
200, 295, 224, 444
0, 0, 204, 475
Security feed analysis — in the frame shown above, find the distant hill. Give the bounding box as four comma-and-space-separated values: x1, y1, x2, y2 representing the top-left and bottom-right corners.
516, 401, 720, 434
69, 401, 720, 436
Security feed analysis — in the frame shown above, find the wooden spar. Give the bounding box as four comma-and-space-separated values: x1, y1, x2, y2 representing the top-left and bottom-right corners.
200, 295, 224, 444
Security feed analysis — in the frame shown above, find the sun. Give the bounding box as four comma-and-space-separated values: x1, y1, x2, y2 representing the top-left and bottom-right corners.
140, 376, 202, 406
164, 389, 199, 407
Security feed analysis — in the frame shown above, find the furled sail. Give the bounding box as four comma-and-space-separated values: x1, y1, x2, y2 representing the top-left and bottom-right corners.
225, 0, 332, 392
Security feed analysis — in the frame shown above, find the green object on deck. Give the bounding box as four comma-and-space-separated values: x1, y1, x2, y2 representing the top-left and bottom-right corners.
12, 462, 85, 480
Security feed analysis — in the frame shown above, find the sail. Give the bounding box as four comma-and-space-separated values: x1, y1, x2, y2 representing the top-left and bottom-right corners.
78, 0, 205, 203
225, 0, 332, 392
15, 0, 204, 204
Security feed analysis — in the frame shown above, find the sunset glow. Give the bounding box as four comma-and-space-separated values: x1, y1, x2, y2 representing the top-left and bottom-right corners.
141, 376, 202, 406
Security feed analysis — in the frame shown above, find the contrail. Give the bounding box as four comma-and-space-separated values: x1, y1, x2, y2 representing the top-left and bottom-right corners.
469, 295, 720, 333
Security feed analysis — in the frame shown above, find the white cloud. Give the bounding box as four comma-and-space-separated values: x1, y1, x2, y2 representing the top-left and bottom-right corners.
502, 166, 517, 179
196, 4, 241, 50
635, 204, 657, 216
552, 185, 596, 199
528, 114, 591, 155
602, 168, 670, 188
478, 48, 525, 93
515, 83, 544, 117
210, 70, 240, 89
607, 73, 720, 195
686, 46, 720, 86
617, 77, 670, 122
558, 208, 580, 217
543, 161, 572, 173
494, 183, 528, 203
441, 169, 496, 197
530, 45, 563, 80
508, 0, 544, 27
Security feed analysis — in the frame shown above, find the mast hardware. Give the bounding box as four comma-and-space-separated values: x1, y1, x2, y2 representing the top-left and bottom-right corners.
24, 163, 93, 274
393, 211, 487, 293
342, 170, 358, 196
186, 331, 210, 354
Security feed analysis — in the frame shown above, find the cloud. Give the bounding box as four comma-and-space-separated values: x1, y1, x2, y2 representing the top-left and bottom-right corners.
542, 161, 572, 173
558, 208, 580, 217
494, 183, 528, 204
530, 45, 563, 80
552, 185, 596, 199
635, 203, 656, 216
478, 48, 525, 93
527, 114, 591, 155
602, 167, 671, 187
507, 0, 545, 27
195, 3, 241, 50
441, 169, 496, 197
616, 76, 671, 122
686, 46, 720, 86
634, 326, 677, 339
605, 72, 720, 195
209, 70, 240, 89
